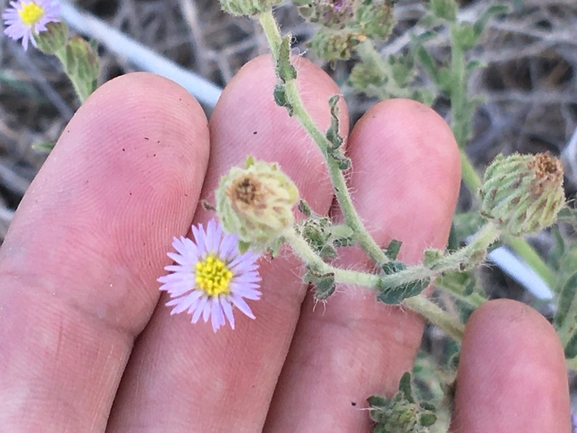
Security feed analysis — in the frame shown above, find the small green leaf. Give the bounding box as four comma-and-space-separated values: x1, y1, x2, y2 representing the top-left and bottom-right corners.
32, 140, 56, 153
399, 372, 415, 403
276, 35, 297, 82
473, 4, 510, 37
554, 271, 577, 328
238, 240, 250, 254
304, 269, 336, 300
428, 0, 458, 22
297, 200, 312, 217
420, 412, 438, 427
326, 95, 343, 148
565, 331, 577, 359
377, 261, 430, 304
273, 83, 293, 115
384, 239, 402, 260
423, 248, 443, 267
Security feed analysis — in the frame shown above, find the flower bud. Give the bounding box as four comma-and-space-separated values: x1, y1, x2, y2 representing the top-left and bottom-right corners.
216, 157, 299, 251
479, 153, 565, 236
219, 0, 281, 16
34, 21, 68, 55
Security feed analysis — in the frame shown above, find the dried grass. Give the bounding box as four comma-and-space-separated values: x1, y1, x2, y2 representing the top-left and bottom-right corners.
1, 0, 577, 237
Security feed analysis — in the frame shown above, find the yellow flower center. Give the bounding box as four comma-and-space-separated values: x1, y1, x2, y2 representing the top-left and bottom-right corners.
18, 2, 45, 26
195, 254, 233, 296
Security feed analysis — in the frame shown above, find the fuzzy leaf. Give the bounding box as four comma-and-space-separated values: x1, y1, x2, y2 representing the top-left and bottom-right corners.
377, 261, 430, 304
554, 271, 577, 328
276, 36, 297, 82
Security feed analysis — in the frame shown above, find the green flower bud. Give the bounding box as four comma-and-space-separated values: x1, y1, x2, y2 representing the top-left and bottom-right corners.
479, 153, 565, 236
34, 21, 69, 55
216, 157, 299, 251
219, 0, 281, 16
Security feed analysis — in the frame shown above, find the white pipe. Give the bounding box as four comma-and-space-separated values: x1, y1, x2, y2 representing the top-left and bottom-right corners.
58, 0, 222, 108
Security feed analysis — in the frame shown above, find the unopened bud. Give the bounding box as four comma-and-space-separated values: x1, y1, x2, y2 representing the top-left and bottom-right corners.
35, 21, 68, 55
479, 153, 565, 236
216, 157, 299, 251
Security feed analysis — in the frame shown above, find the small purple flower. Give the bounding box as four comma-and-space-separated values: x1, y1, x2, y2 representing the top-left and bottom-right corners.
159, 219, 262, 332
2, 0, 60, 50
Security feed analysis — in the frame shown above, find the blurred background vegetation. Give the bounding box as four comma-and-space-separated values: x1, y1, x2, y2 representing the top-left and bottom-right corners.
2, 0, 577, 421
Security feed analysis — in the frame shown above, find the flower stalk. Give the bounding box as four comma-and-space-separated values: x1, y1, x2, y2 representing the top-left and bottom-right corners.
258, 10, 389, 266
284, 227, 482, 342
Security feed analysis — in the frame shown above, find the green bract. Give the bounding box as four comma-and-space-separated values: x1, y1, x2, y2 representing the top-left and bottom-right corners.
216, 157, 299, 251
479, 153, 565, 236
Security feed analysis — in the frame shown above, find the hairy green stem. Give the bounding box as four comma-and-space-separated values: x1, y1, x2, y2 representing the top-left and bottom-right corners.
460, 149, 482, 193
55, 48, 89, 102
258, 11, 281, 62
258, 11, 389, 266
404, 296, 464, 342
285, 227, 477, 342
284, 228, 381, 287
458, 117, 555, 288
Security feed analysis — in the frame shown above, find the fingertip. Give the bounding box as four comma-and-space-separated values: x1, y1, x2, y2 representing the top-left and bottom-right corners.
2, 71, 211, 331
347, 98, 461, 262
452, 299, 571, 432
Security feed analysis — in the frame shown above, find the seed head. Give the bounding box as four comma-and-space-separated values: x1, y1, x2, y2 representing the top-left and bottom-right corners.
216, 157, 299, 251
479, 153, 565, 236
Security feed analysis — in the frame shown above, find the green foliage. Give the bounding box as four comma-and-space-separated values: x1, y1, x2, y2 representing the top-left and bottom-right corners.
34, 21, 68, 55
56, 36, 100, 102
368, 372, 438, 433
384, 239, 402, 261
298, 0, 395, 61
377, 261, 430, 304
325, 95, 350, 170
554, 271, 577, 329
304, 268, 336, 300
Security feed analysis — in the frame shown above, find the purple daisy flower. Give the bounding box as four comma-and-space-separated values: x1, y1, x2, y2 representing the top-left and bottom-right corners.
2, 0, 60, 50
159, 218, 262, 332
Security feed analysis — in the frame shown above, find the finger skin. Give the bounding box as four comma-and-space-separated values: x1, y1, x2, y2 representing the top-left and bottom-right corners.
264, 99, 461, 431
451, 299, 571, 433
105, 55, 349, 432
0, 73, 210, 432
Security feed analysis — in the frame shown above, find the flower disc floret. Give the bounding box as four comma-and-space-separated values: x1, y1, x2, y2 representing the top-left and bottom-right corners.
158, 219, 262, 332
195, 254, 233, 296
2, 0, 60, 50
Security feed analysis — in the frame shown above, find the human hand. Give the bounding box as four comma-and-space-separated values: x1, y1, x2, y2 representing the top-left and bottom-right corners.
0, 55, 570, 432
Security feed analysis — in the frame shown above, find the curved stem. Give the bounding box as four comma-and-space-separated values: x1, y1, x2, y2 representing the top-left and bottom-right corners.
404, 296, 464, 343
284, 228, 381, 287
285, 227, 474, 343
258, 11, 389, 266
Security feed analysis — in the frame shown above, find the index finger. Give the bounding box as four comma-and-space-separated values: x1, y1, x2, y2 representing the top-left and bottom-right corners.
0, 73, 210, 431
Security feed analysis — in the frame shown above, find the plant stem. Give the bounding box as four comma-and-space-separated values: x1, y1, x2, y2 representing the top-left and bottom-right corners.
55, 48, 89, 103
460, 148, 482, 193
459, 126, 556, 289
258, 11, 389, 266
285, 227, 469, 342
449, 23, 468, 149
404, 296, 464, 342
284, 228, 381, 287
258, 11, 281, 62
